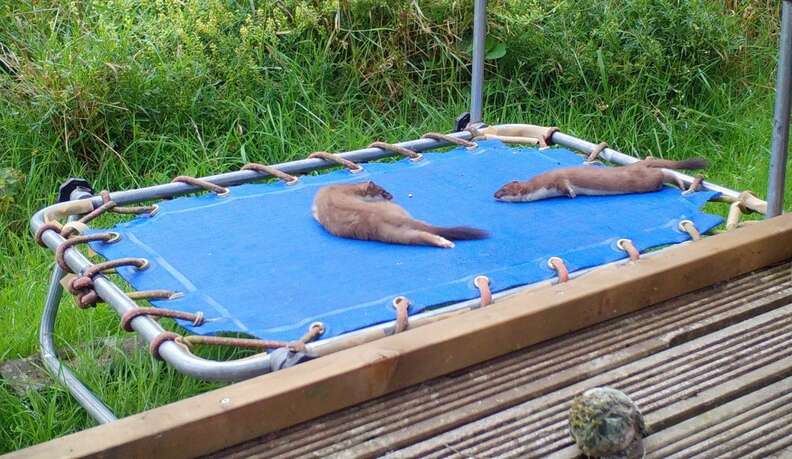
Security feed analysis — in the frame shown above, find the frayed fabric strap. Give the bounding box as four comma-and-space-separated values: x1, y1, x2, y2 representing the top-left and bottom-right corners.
309, 151, 364, 173
121, 307, 205, 332
541, 127, 560, 147
172, 176, 230, 196
421, 132, 477, 149
100, 190, 158, 215
369, 142, 423, 161
474, 276, 493, 307
55, 233, 120, 271
393, 296, 411, 333
617, 239, 641, 262
242, 163, 299, 184
586, 142, 609, 163
679, 220, 702, 241
548, 257, 569, 283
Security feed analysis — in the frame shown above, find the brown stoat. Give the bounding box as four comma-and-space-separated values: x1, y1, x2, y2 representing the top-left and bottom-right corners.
312, 181, 488, 248
494, 158, 708, 202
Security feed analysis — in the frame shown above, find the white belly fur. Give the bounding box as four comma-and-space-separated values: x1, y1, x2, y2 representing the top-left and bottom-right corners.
521, 187, 563, 201
570, 186, 626, 196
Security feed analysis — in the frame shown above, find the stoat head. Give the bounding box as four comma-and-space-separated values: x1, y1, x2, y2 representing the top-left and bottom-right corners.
494, 180, 526, 202
495, 180, 557, 202
358, 181, 393, 201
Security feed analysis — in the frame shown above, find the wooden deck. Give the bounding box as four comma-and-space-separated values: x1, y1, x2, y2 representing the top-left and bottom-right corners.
212, 261, 792, 459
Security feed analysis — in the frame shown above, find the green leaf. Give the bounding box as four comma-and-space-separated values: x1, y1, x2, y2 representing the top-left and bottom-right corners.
485, 42, 507, 60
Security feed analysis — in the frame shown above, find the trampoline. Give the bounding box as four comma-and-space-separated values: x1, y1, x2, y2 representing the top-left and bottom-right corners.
27, 0, 786, 428
32, 124, 767, 423
81, 140, 720, 344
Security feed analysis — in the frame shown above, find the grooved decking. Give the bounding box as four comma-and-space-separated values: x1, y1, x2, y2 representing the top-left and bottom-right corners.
211, 262, 792, 459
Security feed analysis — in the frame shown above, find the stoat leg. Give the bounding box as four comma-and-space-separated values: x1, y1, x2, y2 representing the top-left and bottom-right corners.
407, 230, 454, 248
562, 179, 577, 198
423, 232, 454, 248
663, 171, 687, 192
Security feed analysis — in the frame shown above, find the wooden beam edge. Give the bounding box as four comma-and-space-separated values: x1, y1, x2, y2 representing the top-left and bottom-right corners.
8, 214, 792, 459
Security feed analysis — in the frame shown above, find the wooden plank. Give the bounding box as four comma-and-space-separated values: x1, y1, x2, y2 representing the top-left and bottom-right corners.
396, 303, 792, 458
236, 266, 791, 459
645, 377, 792, 458
8, 214, 792, 459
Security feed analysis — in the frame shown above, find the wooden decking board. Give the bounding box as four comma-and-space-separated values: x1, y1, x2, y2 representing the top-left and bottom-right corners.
643, 377, 792, 458
212, 263, 792, 459
395, 303, 792, 458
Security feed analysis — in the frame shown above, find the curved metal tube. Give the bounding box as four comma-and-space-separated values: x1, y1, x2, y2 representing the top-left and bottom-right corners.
40, 244, 118, 423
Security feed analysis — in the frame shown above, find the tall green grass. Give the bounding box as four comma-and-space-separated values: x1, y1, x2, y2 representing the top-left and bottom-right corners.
0, 0, 787, 452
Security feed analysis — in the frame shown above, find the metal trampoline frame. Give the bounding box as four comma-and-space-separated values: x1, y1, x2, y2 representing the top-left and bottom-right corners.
29, 0, 791, 424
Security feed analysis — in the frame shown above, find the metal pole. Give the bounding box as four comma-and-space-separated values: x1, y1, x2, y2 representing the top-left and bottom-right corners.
39, 205, 117, 424
470, 0, 487, 123
767, 0, 792, 218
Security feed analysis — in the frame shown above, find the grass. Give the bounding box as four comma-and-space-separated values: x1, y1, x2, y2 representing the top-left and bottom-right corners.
0, 0, 788, 453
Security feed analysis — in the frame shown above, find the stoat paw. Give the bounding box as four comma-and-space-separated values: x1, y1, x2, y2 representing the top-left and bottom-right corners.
435, 237, 455, 248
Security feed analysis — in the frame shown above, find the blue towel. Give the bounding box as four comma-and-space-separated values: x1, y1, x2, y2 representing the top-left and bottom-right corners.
88, 140, 722, 341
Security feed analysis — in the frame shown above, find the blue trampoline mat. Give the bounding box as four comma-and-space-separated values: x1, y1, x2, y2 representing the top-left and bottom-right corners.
88, 140, 722, 342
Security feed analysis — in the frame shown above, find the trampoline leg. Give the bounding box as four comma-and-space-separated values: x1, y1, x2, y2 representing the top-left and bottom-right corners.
768, 0, 792, 218
470, 0, 487, 123
39, 206, 117, 424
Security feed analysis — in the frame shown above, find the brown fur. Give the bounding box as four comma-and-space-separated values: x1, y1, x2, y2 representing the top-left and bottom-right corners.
494, 157, 709, 202
313, 181, 488, 248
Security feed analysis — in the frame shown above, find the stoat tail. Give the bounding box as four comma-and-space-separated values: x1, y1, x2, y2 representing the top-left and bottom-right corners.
639, 157, 709, 170
427, 225, 489, 240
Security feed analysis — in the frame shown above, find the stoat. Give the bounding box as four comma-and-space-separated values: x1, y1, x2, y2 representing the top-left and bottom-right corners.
494, 158, 708, 202
312, 181, 489, 248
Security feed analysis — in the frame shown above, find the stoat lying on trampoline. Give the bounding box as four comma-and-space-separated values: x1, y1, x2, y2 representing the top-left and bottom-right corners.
313, 181, 488, 248
494, 158, 708, 202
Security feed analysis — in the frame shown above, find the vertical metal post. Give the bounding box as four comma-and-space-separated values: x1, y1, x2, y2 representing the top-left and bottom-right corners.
39, 192, 117, 424
470, 0, 487, 124
767, 0, 792, 218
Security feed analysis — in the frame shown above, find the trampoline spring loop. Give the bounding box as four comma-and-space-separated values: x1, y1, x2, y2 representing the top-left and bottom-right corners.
54, 233, 121, 271
616, 239, 641, 262
541, 126, 560, 148
547, 257, 570, 283
120, 307, 206, 332
737, 190, 766, 215
585, 142, 609, 164
392, 296, 411, 334
68, 257, 150, 308
726, 201, 743, 231
172, 176, 230, 197
683, 175, 704, 195
301, 322, 325, 343
149, 332, 182, 360
474, 276, 493, 308
678, 220, 702, 241
241, 163, 299, 185
59, 221, 89, 238
82, 257, 149, 278
59, 201, 118, 239
100, 190, 158, 215
368, 142, 423, 162
34, 222, 64, 247
464, 125, 483, 139
421, 132, 478, 150
308, 151, 364, 173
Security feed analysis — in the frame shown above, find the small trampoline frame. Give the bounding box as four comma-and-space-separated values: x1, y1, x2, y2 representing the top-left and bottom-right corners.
28, 0, 791, 426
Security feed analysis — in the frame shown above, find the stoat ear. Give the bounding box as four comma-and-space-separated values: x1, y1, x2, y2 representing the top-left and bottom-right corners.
511, 180, 519, 184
